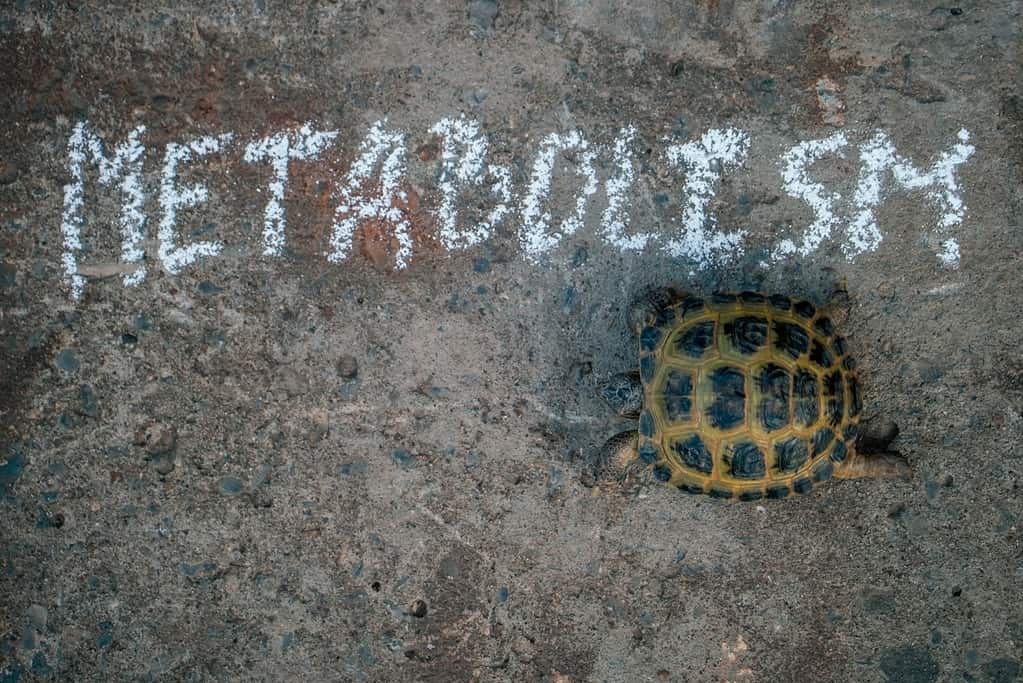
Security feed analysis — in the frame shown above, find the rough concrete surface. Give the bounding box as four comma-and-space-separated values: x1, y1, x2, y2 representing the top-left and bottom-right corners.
1, 1, 1022, 681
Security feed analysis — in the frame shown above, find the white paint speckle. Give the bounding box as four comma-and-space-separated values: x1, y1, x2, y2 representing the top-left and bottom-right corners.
430, 116, 491, 250
939, 238, 960, 266
60, 121, 147, 299
244, 123, 338, 256
484, 164, 512, 234
664, 128, 750, 267
329, 120, 412, 269
600, 125, 651, 251
158, 133, 234, 275
850, 128, 975, 266
519, 130, 598, 261
925, 281, 963, 296
774, 132, 848, 259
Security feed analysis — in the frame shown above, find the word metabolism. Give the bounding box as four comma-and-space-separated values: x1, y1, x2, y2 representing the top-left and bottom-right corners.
61, 116, 975, 300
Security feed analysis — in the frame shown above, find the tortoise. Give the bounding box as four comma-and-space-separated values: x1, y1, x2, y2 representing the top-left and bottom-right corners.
596, 289, 909, 500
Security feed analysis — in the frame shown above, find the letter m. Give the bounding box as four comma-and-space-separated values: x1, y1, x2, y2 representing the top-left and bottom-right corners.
61, 121, 147, 300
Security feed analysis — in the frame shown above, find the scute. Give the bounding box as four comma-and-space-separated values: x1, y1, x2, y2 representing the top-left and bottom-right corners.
640, 354, 656, 382
793, 370, 819, 426
725, 441, 766, 480
813, 459, 834, 482
725, 316, 768, 355
774, 321, 809, 358
830, 440, 848, 462
757, 363, 790, 431
739, 291, 766, 304
676, 321, 716, 358
711, 292, 738, 304
824, 371, 845, 427
639, 410, 655, 437
812, 427, 834, 456
849, 376, 862, 417
638, 291, 861, 500
640, 326, 661, 351
775, 437, 809, 473
809, 339, 834, 368
673, 434, 714, 474
661, 370, 693, 421
706, 366, 746, 430
794, 300, 816, 318
677, 296, 705, 318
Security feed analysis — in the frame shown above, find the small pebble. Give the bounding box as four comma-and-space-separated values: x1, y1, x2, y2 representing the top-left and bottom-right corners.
409, 599, 428, 618
0, 262, 16, 288
467, 0, 498, 31
55, 349, 80, 372
79, 384, 99, 418
337, 354, 359, 379
197, 280, 222, 296
392, 449, 414, 468
568, 360, 592, 384
218, 476, 244, 496
153, 455, 175, 475
512, 635, 535, 662
133, 313, 152, 330
27, 604, 47, 631
0, 160, 19, 185
135, 422, 177, 456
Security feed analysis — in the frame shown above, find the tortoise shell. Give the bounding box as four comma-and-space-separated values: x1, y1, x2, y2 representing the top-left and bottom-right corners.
636, 292, 861, 500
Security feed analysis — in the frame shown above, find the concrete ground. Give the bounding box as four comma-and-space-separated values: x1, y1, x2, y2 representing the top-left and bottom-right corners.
1, 1, 1021, 681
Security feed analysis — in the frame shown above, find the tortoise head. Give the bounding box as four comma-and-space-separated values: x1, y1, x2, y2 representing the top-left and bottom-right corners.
598, 372, 643, 418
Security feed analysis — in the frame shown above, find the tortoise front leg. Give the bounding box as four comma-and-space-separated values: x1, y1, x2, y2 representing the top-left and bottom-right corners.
593, 430, 647, 491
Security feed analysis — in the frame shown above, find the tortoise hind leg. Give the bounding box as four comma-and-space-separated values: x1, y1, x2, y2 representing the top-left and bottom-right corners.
834, 452, 911, 480
627, 287, 682, 334
836, 416, 910, 480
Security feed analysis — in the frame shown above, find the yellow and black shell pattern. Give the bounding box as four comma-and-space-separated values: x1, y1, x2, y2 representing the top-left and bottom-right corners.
636, 292, 861, 500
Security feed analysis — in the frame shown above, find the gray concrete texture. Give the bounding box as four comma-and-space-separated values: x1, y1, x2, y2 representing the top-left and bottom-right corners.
1, 1, 1022, 681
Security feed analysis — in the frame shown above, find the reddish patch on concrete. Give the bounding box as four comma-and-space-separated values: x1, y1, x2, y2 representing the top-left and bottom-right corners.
190, 59, 229, 125
353, 183, 443, 271
285, 158, 338, 260
271, 150, 444, 271
416, 140, 440, 162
